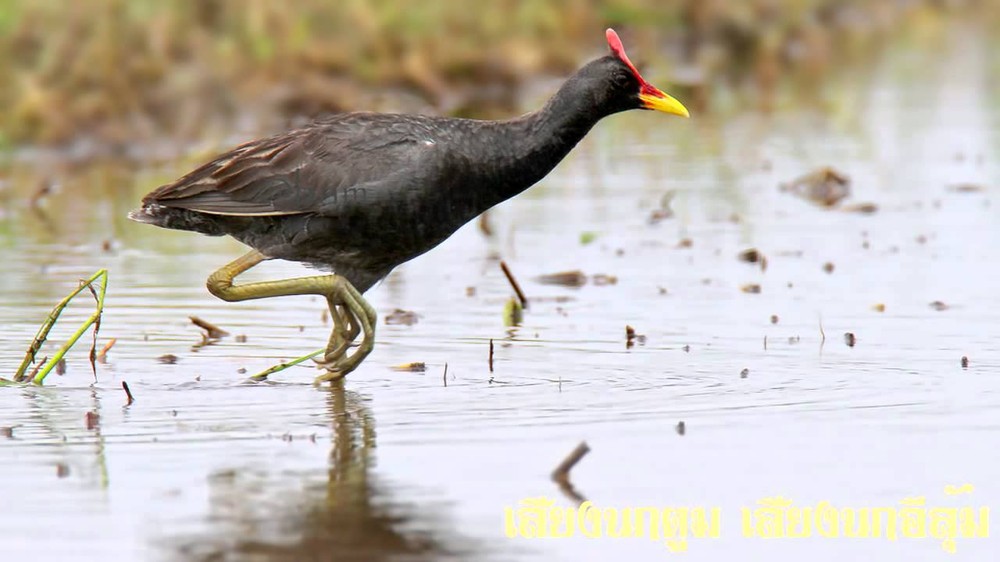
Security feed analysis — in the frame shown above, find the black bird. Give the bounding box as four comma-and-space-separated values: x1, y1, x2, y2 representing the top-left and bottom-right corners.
130, 29, 689, 383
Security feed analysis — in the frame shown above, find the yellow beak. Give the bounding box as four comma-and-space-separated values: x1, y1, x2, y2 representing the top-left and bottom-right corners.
639, 90, 690, 118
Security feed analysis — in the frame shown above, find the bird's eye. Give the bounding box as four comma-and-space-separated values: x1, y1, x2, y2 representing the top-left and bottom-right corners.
613, 72, 631, 89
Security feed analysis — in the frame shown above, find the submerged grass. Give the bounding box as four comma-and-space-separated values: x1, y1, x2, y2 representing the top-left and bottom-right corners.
5, 269, 108, 386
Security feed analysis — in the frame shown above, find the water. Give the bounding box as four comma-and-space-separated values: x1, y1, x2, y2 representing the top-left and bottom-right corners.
2, 22, 999, 561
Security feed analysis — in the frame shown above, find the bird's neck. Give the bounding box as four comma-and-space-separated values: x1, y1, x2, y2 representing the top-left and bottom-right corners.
466, 82, 606, 206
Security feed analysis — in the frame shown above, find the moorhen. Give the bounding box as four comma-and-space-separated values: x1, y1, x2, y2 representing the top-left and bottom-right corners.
130, 29, 689, 383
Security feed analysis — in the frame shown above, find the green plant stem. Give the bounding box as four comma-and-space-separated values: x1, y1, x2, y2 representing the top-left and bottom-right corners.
13, 269, 108, 385
249, 348, 325, 381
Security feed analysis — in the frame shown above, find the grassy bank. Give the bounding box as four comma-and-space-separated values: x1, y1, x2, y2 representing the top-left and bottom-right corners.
0, 0, 990, 152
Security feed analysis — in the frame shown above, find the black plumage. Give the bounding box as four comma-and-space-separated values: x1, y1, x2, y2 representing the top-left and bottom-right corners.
130, 29, 688, 380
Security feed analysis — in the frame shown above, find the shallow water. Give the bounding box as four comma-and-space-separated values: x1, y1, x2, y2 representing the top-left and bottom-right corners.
2, 22, 999, 561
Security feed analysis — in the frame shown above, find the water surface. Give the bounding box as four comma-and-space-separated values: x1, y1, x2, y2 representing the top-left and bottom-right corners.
1, 22, 999, 561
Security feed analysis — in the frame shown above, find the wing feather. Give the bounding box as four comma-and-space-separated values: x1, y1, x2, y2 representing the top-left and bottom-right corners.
143, 114, 438, 217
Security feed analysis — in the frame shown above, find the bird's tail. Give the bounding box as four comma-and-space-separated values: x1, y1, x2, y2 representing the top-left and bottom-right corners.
127, 205, 161, 225
128, 203, 228, 236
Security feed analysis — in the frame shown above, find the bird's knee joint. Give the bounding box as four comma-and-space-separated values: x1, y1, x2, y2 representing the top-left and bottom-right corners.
206, 274, 237, 301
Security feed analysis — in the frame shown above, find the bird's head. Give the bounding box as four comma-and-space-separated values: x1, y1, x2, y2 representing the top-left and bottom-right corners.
574, 29, 689, 119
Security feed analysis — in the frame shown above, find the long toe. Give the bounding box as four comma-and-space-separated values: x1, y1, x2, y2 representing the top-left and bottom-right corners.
313, 368, 348, 385
312, 349, 354, 372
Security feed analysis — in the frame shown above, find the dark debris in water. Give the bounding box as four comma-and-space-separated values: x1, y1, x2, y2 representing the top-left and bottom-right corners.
741, 284, 762, 294
648, 191, 676, 225
536, 270, 587, 287
157, 354, 179, 364
844, 332, 857, 347
500, 261, 529, 309
551, 441, 590, 504
96, 338, 116, 363
737, 247, 768, 271
85, 411, 100, 430
740, 368, 749, 379
738, 248, 764, 264
535, 270, 618, 287
122, 381, 135, 406
929, 301, 949, 311
591, 273, 618, 286
625, 325, 646, 349
391, 362, 426, 372
840, 202, 879, 214
961, 356, 970, 369
101, 239, 117, 253
1, 427, 12, 439
488, 339, 494, 373
823, 262, 835, 274
56, 463, 70, 478
385, 309, 420, 326
190, 316, 229, 339
675, 421, 686, 436
648, 208, 673, 224
782, 167, 851, 208
25, 357, 48, 382
948, 183, 986, 193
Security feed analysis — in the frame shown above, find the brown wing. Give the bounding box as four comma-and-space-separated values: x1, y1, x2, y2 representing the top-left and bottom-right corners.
144, 113, 439, 217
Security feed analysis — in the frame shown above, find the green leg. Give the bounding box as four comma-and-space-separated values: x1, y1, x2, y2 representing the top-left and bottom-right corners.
314, 289, 376, 382
315, 304, 359, 367
207, 250, 377, 383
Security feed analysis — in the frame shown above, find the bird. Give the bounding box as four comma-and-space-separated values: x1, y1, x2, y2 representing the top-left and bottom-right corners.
129, 29, 689, 384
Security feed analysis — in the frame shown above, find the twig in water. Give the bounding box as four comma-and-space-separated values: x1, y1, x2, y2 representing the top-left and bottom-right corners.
489, 339, 494, 372
551, 441, 590, 505
85, 281, 101, 380
96, 338, 117, 363
499, 261, 529, 310
443, 363, 448, 387
122, 381, 135, 406
819, 315, 826, 349
13, 269, 108, 385
190, 316, 229, 339
26, 357, 48, 382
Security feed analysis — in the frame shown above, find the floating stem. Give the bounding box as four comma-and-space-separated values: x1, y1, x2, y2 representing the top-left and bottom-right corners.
249, 348, 325, 381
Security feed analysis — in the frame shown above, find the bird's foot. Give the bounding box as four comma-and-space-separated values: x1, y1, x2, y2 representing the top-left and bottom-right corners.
313, 366, 348, 385
309, 294, 376, 384
310, 343, 366, 384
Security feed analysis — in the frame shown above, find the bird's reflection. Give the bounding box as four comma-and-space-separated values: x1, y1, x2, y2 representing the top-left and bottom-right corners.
177, 383, 475, 561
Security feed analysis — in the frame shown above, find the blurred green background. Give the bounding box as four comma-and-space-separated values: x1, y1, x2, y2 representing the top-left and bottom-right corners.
0, 0, 994, 152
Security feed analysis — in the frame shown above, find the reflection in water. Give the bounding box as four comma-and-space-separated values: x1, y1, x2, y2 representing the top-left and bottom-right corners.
17, 386, 110, 489
174, 384, 476, 562
1, 21, 999, 562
